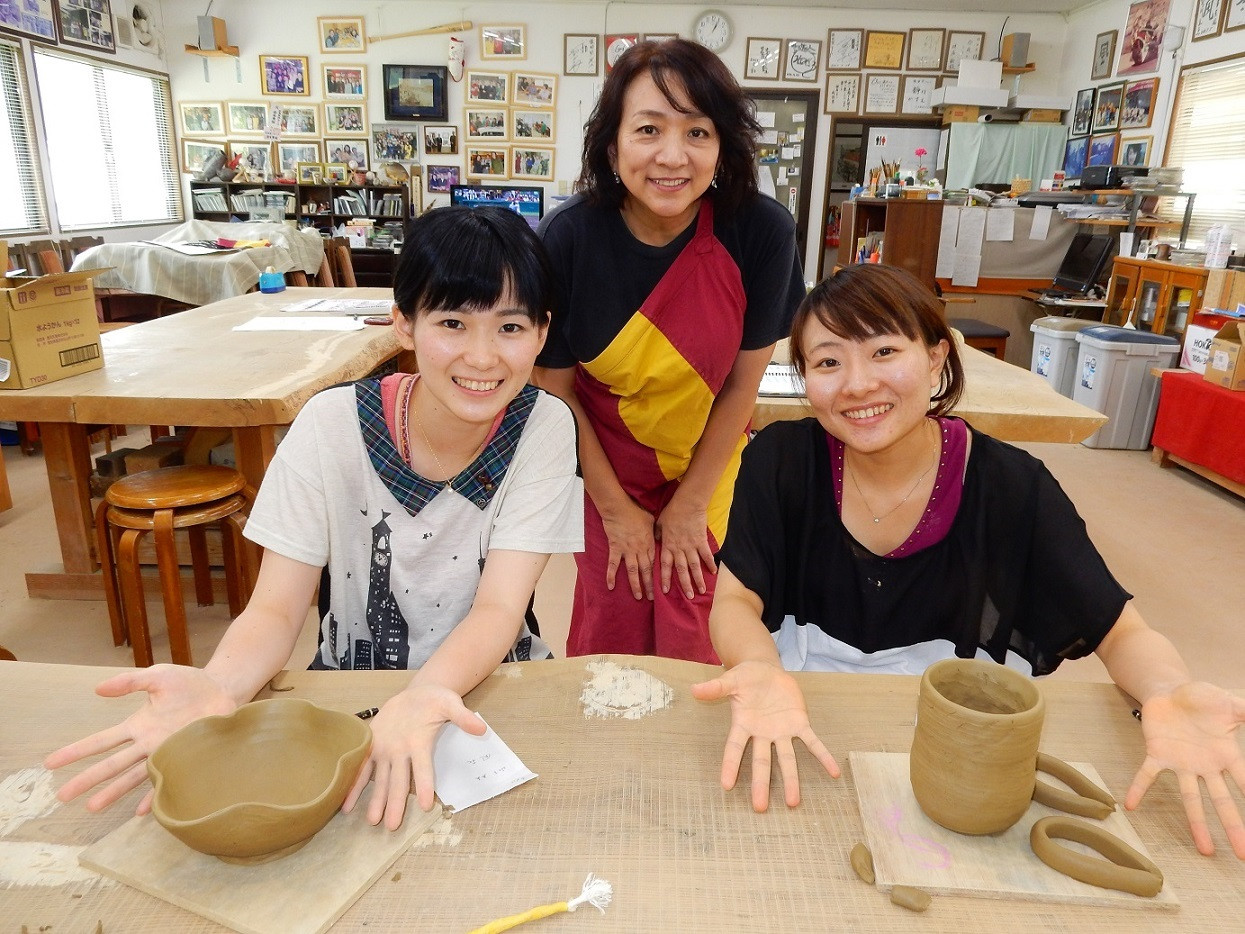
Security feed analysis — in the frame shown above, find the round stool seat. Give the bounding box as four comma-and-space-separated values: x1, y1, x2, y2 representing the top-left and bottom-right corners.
107, 493, 250, 532
106, 465, 245, 511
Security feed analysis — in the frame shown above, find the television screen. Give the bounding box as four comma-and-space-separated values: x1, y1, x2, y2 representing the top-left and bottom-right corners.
1051, 232, 1114, 294
449, 184, 544, 229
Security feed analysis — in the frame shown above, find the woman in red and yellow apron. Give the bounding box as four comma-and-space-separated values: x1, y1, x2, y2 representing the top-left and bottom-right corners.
536, 40, 805, 662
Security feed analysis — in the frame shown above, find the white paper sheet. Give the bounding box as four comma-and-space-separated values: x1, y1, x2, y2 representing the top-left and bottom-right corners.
985, 208, 1015, 242
952, 207, 987, 287
234, 316, 365, 331
1029, 205, 1053, 240
936, 206, 961, 279
432, 716, 537, 812
757, 111, 777, 128
282, 298, 393, 314
758, 363, 803, 397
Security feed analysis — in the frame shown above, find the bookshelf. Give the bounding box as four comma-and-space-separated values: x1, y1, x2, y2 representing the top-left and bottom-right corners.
835, 197, 945, 292
188, 181, 410, 234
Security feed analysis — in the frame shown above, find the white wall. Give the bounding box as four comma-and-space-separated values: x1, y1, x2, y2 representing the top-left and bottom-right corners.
158, 1, 1078, 276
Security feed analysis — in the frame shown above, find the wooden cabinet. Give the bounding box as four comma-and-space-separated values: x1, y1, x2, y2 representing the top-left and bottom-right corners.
836, 197, 945, 292
188, 181, 409, 235
1102, 256, 1208, 340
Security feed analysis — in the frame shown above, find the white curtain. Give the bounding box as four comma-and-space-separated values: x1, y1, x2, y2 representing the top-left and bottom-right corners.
945, 124, 1068, 190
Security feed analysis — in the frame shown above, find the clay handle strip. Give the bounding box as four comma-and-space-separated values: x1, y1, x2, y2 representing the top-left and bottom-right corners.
1031, 752, 1116, 820
1030, 816, 1164, 897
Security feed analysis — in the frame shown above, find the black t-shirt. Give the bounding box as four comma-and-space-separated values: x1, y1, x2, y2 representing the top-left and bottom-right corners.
717, 418, 1131, 676
536, 193, 805, 367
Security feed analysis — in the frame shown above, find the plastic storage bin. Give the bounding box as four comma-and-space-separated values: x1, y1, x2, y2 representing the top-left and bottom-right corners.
1029, 316, 1099, 398
1072, 326, 1180, 450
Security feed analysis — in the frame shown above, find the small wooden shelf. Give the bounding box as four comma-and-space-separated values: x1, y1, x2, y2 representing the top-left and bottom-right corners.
184, 44, 239, 57
1001, 64, 1037, 75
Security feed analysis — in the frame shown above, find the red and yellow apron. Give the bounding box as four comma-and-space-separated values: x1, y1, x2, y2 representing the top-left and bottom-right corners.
568, 201, 746, 662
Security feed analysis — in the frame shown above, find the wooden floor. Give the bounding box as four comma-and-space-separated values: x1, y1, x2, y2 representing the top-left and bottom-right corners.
0, 430, 1242, 689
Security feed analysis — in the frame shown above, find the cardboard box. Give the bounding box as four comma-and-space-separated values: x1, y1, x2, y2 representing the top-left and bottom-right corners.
1204, 321, 1245, 390
941, 105, 980, 124
1022, 109, 1063, 123
1180, 323, 1218, 374
0, 271, 103, 390
0, 240, 8, 272
1202, 268, 1245, 314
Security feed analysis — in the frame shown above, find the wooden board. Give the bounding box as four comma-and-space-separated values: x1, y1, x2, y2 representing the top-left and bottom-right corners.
851, 751, 1178, 910
80, 804, 443, 934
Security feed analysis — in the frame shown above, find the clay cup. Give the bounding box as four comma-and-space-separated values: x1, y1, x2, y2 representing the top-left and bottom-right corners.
910, 658, 1046, 835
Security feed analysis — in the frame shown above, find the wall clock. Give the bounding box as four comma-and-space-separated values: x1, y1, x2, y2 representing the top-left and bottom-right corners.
693, 10, 732, 52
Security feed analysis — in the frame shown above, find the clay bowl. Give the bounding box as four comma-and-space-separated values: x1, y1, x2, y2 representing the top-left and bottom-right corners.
148, 698, 372, 863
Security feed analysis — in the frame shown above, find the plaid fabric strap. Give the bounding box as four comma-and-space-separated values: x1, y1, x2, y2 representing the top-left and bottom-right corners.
356, 378, 539, 516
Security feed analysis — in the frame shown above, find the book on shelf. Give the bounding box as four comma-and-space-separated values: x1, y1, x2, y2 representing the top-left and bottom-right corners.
191, 187, 228, 212
333, 190, 369, 216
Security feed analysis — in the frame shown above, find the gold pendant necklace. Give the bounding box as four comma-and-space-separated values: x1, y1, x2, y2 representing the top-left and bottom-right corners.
847, 422, 939, 524
405, 379, 484, 481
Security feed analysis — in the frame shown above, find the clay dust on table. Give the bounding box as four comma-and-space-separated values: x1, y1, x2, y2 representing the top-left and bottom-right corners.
579, 660, 673, 720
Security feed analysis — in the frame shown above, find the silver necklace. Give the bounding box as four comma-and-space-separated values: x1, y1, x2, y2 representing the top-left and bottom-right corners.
847, 424, 939, 524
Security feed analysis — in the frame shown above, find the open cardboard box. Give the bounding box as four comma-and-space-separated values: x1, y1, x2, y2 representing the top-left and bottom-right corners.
0, 270, 104, 390
1204, 320, 1245, 391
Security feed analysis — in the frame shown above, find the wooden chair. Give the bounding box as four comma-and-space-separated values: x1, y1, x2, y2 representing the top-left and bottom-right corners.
313, 251, 335, 287
950, 318, 1010, 359
331, 238, 357, 288
95, 465, 256, 666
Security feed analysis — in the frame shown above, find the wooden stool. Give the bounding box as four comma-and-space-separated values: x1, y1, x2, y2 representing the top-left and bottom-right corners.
95, 465, 256, 667
950, 318, 1010, 358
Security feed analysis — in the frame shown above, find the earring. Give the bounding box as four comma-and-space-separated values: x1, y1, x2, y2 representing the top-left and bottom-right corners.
613, 171, 621, 184
710, 174, 719, 188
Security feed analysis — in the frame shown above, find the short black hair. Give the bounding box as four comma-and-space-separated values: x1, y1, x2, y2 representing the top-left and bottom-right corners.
394, 206, 552, 324
577, 38, 760, 218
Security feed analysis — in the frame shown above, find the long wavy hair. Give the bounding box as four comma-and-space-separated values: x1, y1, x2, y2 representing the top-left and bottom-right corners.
576, 38, 760, 218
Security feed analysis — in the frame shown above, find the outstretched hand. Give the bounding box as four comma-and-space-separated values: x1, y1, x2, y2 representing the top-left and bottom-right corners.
44, 665, 237, 815
691, 660, 840, 812
1125, 681, 1245, 858
342, 683, 483, 831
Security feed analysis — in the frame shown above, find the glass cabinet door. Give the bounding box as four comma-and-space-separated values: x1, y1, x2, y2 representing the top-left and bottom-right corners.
1104, 267, 1137, 326
1164, 286, 1194, 337
1135, 277, 1163, 331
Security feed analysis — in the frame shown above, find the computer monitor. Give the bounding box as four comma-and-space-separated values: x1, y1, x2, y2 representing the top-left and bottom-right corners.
1051, 232, 1114, 294
449, 184, 544, 229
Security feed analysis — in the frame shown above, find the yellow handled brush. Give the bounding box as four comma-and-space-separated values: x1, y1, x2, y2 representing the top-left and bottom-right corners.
468, 874, 613, 934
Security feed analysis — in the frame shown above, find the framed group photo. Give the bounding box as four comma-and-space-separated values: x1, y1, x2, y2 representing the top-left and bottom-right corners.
512, 146, 554, 181
1088, 132, 1120, 167
1092, 83, 1123, 132
465, 107, 510, 142
467, 70, 509, 104
179, 102, 224, 136
231, 141, 272, 176
1120, 77, 1158, 129
318, 16, 366, 53
513, 109, 554, 141
324, 103, 366, 136
481, 24, 525, 60
280, 103, 320, 138
372, 125, 420, 161
513, 72, 557, 107
260, 55, 309, 95
181, 139, 227, 175
55, 0, 115, 53
382, 64, 448, 121
467, 146, 509, 179
324, 139, 369, 170
426, 164, 461, 193
277, 141, 321, 175
1071, 88, 1096, 136
0, 0, 57, 44
323, 64, 366, 99
422, 125, 459, 156
227, 102, 268, 135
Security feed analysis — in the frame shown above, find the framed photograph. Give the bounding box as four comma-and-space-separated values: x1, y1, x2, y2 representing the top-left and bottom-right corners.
863, 73, 901, 114
427, 164, 460, 193
1063, 136, 1090, 179
944, 30, 985, 73
318, 15, 366, 53
323, 64, 366, 99
481, 23, 525, 60
1072, 88, 1096, 136
829, 133, 863, 189
227, 102, 269, 135
324, 103, 367, 137
512, 109, 555, 142
324, 139, 369, 170
467, 70, 509, 105
783, 39, 821, 82
826, 28, 864, 70
276, 141, 320, 175
1120, 77, 1158, 129
907, 28, 945, 71
421, 125, 458, 156
864, 31, 904, 70
179, 102, 224, 136
563, 34, 599, 76
1120, 135, 1153, 167
513, 72, 557, 107
1227, 0, 1245, 32
465, 107, 510, 142
1092, 30, 1117, 80
824, 73, 861, 116
512, 146, 554, 181
373, 125, 420, 161
181, 139, 226, 175
901, 75, 939, 115
231, 141, 272, 176
280, 104, 320, 138
0, 0, 57, 44
1192, 0, 1226, 40
466, 146, 509, 180
1088, 132, 1120, 167
55, 0, 115, 53
1117, 0, 1169, 77
1092, 82, 1123, 132
745, 38, 782, 80
605, 34, 639, 72
323, 162, 349, 185
382, 64, 448, 121
259, 55, 309, 96
296, 162, 323, 184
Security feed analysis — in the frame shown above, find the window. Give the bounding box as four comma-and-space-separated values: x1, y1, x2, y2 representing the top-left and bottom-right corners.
0, 40, 48, 235
1165, 56, 1245, 248
32, 48, 181, 231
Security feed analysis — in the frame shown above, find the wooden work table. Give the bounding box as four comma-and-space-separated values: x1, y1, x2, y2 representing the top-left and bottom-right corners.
755, 337, 1108, 444
2, 656, 1241, 932
0, 287, 401, 598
